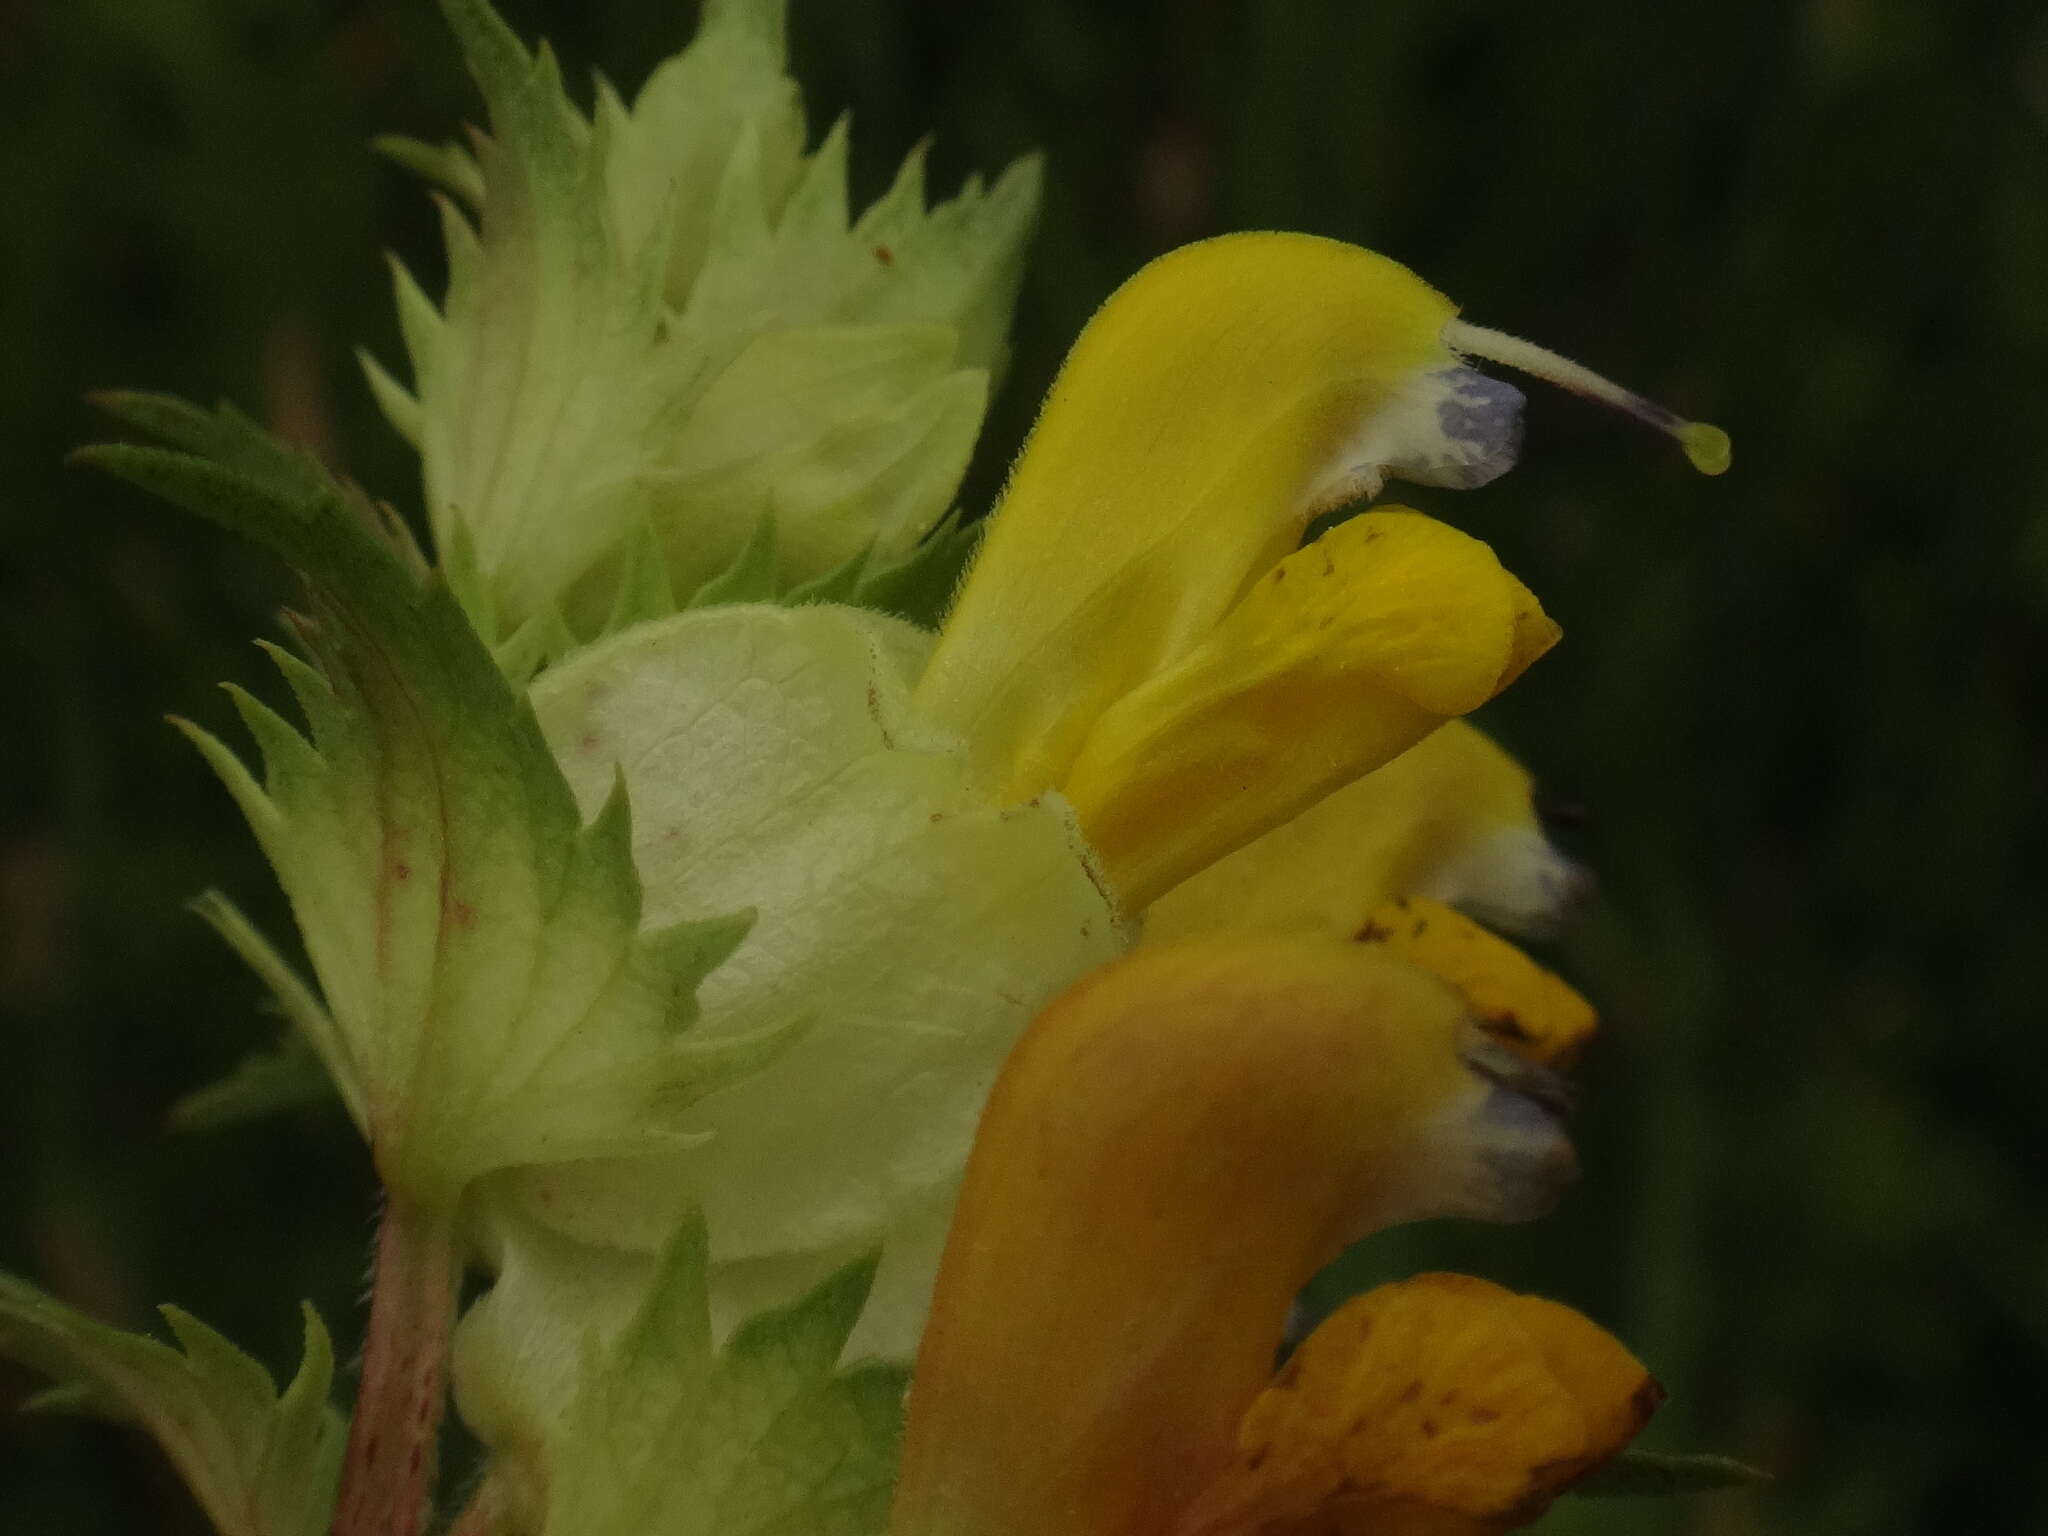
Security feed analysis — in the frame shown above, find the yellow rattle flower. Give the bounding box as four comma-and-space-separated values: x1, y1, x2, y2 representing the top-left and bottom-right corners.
917, 233, 1724, 910
892, 915, 1642, 1536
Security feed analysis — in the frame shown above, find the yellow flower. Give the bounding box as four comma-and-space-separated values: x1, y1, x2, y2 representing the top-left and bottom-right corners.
1144, 720, 1590, 946
480, 230, 1724, 1379
891, 918, 1649, 1536
914, 231, 1723, 911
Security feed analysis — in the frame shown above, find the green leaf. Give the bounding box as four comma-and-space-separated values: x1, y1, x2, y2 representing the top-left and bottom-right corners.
1573, 1448, 1774, 1498
849, 512, 982, 630
493, 603, 581, 687
169, 1028, 332, 1130
371, 132, 486, 206
685, 511, 781, 609
675, 504, 981, 633
601, 520, 681, 636
0, 1273, 342, 1536
365, 0, 1036, 637
539, 1211, 908, 1536
82, 397, 774, 1208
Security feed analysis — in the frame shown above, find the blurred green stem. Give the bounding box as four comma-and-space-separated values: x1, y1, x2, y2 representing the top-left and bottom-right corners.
329, 1196, 460, 1536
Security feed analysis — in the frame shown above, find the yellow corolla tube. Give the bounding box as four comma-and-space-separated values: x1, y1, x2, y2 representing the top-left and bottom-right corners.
890, 936, 1588, 1536
911, 232, 1723, 911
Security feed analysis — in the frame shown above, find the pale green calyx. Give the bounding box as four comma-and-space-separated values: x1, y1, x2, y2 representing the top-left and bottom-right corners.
366, 0, 1039, 646
490, 600, 1123, 1361
79, 395, 782, 1210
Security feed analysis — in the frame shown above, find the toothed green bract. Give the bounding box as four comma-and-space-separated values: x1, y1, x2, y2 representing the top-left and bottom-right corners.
0, 1274, 342, 1536
539, 1211, 907, 1536
364, 0, 1037, 641
80, 394, 780, 1209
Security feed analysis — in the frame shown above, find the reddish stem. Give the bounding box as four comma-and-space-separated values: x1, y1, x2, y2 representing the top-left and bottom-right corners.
329, 1197, 460, 1536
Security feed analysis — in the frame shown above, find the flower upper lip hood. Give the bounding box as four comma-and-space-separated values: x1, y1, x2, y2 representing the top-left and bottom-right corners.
914, 234, 1493, 805
910, 235, 1556, 909
909, 232, 1721, 910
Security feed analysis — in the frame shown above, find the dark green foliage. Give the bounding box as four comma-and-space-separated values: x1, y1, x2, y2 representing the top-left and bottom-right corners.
3, 3, 2044, 1534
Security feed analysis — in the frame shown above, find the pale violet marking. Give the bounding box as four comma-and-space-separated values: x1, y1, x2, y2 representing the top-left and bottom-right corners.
1391, 367, 1528, 490
1304, 364, 1526, 510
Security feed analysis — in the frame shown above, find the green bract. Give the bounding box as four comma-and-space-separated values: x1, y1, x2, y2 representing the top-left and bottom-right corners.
367, 0, 1037, 647
456, 1211, 907, 1535
0, 1275, 341, 1536
18, 3, 1071, 1522
0, 4, 1766, 1533
80, 396, 782, 1211
552, 1219, 903, 1536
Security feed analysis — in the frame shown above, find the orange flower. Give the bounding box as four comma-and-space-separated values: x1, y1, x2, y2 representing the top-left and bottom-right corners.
890, 925, 1650, 1536
1175, 1273, 1659, 1536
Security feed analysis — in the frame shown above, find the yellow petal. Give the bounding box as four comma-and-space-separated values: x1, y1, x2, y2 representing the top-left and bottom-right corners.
1173, 1273, 1660, 1536
1061, 510, 1559, 909
1355, 897, 1596, 1067
914, 234, 1461, 799
891, 939, 1572, 1536
1144, 720, 1584, 944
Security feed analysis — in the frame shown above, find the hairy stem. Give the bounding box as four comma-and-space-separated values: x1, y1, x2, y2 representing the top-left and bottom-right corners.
329, 1197, 460, 1536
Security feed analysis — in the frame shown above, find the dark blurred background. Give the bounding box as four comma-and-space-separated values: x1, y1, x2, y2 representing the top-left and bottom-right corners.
2, 2, 2043, 1532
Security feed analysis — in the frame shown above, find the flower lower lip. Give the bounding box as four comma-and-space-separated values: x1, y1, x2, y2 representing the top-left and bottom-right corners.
1461, 1038, 1576, 1119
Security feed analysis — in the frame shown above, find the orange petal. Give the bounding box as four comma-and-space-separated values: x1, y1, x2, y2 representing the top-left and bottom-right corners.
890, 941, 1555, 1536
1173, 1273, 1659, 1536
